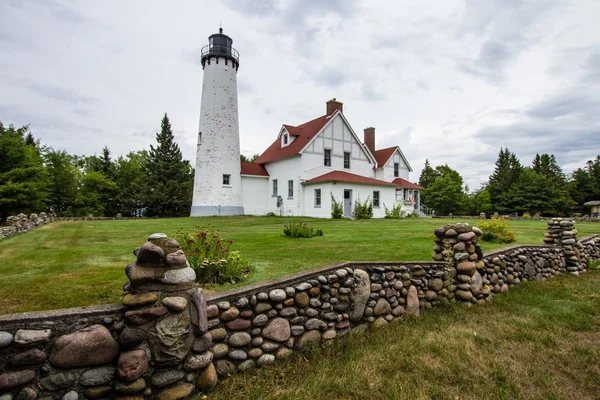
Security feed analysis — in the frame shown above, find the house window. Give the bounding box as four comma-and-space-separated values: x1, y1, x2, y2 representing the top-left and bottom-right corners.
324, 149, 331, 167
272, 179, 278, 196
314, 189, 321, 207
288, 180, 293, 199
404, 189, 410, 200
373, 191, 380, 207
222, 174, 230, 185
283, 133, 288, 145
344, 152, 351, 169
394, 163, 399, 177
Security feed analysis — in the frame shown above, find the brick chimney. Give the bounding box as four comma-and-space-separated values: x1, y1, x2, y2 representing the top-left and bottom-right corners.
326, 98, 343, 116
364, 127, 375, 154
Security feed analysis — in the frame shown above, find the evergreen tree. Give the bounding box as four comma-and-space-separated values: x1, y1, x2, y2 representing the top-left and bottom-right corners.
45, 149, 79, 216
143, 114, 193, 217
100, 145, 116, 180
418, 159, 438, 189
115, 151, 147, 216
503, 168, 564, 216
0, 122, 49, 219
487, 148, 522, 213
421, 164, 467, 215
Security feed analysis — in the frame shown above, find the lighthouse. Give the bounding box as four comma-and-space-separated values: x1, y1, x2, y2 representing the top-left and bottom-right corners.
191, 28, 244, 216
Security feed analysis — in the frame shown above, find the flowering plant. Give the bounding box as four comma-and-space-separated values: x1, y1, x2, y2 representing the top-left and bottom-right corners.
175, 225, 253, 284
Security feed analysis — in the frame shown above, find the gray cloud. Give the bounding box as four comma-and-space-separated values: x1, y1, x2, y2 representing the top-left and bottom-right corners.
312, 66, 349, 88
29, 83, 98, 106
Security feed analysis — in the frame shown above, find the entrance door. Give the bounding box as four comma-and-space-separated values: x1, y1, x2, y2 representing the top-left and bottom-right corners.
343, 189, 352, 218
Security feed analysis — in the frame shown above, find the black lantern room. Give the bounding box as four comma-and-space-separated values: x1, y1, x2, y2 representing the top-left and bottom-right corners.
201, 28, 240, 70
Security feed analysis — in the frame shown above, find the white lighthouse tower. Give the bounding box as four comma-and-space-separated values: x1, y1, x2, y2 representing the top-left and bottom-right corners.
191, 28, 244, 216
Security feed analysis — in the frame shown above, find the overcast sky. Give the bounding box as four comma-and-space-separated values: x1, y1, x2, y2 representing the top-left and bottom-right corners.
1, 0, 599, 189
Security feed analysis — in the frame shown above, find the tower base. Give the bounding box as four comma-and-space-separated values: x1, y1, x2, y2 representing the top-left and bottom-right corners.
190, 205, 245, 217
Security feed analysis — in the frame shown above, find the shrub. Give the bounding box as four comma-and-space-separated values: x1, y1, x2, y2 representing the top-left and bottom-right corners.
175, 226, 253, 284
283, 221, 324, 238
383, 203, 405, 219
331, 193, 343, 219
523, 212, 531, 219
353, 197, 373, 219
478, 217, 515, 244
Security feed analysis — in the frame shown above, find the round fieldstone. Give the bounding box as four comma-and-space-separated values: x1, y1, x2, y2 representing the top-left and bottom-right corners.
79, 366, 116, 387
209, 328, 227, 341
38, 372, 77, 391
192, 332, 213, 353
122, 292, 158, 307
261, 341, 280, 352
254, 303, 272, 313
0, 331, 14, 348
295, 292, 309, 306
152, 369, 185, 388
305, 308, 319, 317
9, 349, 46, 366
228, 350, 247, 361
373, 299, 391, 316
252, 314, 269, 327
429, 278, 444, 291
252, 336, 264, 346
117, 349, 149, 382
136, 241, 165, 264
269, 289, 287, 302
115, 377, 146, 393
304, 318, 327, 331
0, 369, 36, 391
291, 326, 305, 336
206, 304, 219, 318
226, 318, 251, 331
456, 290, 473, 301
215, 360, 236, 376
61, 391, 78, 400
322, 329, 337, 340
14, 329, 51, 346
248, 348, 263, 358
257, 354, 275, 366
373, 317, 388, 328
196, 363, 217, 392
275, 347, 293, 359
83, 386, 112, 399
295, 330, 321, 349
118, 328, 146, 350
15, 387, 37, 400
220, 307, 240, 321
162, 296, 187, 312
261, 318, 291, 342
50, 325, 118, 369
157, 383, 194, 400
184, 352, 213, 371
238, 360, 256, 372
211, 343, 229, 359
279, 307, 297, 318
229, 332, 251, 347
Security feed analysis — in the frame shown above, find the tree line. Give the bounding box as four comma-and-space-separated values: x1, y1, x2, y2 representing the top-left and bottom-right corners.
418, 148, 600, 217
0, 114, 193, 221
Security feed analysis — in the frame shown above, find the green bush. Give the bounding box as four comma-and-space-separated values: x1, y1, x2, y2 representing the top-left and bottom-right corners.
383, 203, 405, 218
283, 221, 324, 238
523, 212, 531, 219
175, 226, 253, 284
353, 197, 373, 219
478, 217, 515, 244
331, 193, 343, 219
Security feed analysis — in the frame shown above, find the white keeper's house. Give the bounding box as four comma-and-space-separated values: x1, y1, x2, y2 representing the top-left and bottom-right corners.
191, 29, 422, 218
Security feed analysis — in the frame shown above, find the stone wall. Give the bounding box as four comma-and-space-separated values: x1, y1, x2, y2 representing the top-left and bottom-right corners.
1, 225, 599, 400
0, 213, 55, 240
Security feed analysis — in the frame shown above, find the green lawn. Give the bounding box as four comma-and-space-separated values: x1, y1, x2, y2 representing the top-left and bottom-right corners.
206, 269, 600, 400
0, 217, 597, 314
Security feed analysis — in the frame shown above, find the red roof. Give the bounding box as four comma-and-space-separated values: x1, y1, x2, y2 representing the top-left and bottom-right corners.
254, 114, 331, 164
240, 161, 269, 176
392, 178, 423, 189
373, 146, 397, 168
304, 171, 398, 187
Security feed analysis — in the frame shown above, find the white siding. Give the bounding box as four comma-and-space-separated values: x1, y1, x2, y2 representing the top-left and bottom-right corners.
301, 114, 374, 180
262, 156, 304, 216
378, 149, 410, 182
241, 176, 269, 215
322, 184, 396, 219
302, 183, 332, 218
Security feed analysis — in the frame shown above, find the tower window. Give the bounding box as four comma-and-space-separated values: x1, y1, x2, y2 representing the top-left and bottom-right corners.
272, 179, 278, 197
394, 163, 399, 177
324, 149, 332, 167
344, 152, 351, 169
288, 180, 293, 199
223, 174, 230, 185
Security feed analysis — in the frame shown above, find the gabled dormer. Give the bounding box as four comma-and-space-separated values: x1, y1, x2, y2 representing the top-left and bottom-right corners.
280, 127, 294, 148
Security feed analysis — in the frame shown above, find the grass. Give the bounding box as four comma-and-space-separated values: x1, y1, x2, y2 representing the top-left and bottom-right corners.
0, 217, 598, 314
205, 270, 600, 400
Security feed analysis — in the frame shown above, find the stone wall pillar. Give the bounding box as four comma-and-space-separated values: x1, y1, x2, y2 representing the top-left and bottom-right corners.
544, 218, 585, 275
433, 223, 489, 305
120, 233, 216, 399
